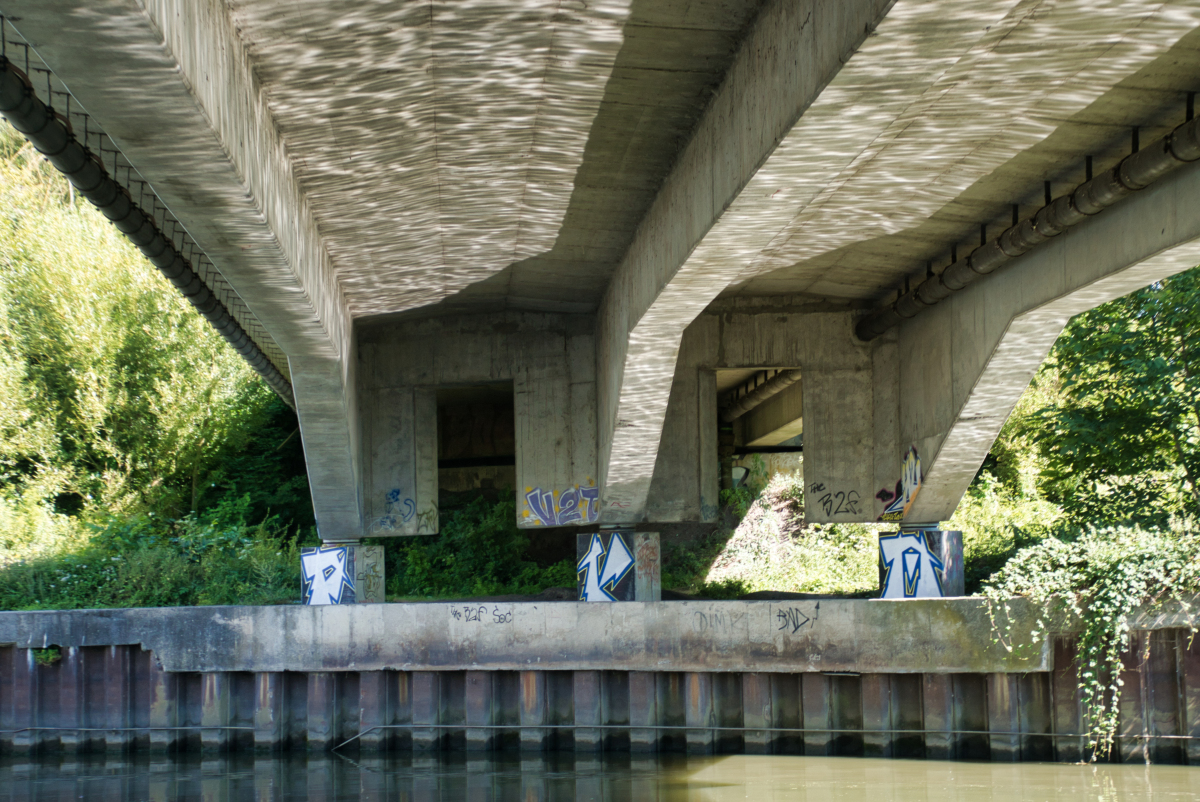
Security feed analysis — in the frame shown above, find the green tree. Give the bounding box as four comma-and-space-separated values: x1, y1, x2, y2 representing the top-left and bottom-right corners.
1030, 270, 1200, 525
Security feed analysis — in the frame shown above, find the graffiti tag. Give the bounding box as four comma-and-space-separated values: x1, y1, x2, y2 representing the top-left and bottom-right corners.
450, 605, 514, 624
692, 610, 744, 634
879, 531, 944, 598
301, 546, 354, 605
816, 489, 861, 517
577, 532, 634, 601
523, 484, 600, 526
879, 447, 922, 522
774, 603, 819, 634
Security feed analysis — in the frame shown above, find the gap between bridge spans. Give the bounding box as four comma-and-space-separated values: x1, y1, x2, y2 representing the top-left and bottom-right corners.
0, 53, 294, 405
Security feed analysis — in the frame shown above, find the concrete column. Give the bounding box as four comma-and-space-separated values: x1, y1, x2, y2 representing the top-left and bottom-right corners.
801, 673, 832, 756
633, 532, 661, 602
922, 673, 955, 760
860, 674, 894, 758
465, 671, 494, 751
147, 654, 177, 755
353, 546, 386, 603
200, 672, 231, 753
519, 671, 547, 752
306, 673, 338, 752
685, 673, 714, 754
411, 672, 441, 752
987, 673, 1021, 761
573, 671, 603, 752
628, 672, 658, 753
357, 671, 388, 752
103, 645, 131, 754
1050, 636, 1085, 763
742, 673, 773, 754
253, 672, 283, 752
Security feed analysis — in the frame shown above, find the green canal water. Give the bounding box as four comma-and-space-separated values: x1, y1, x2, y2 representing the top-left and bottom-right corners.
2, 754, 1197, 800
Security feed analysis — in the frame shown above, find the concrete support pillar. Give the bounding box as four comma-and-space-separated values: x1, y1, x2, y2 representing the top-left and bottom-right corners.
254, 672, 283, 753
306, 673, 338, 752
573, 671, 603, 752
1050, 637, 1085, 763
987, 673, 1021, 761
742, 673, 773, 754
685, 672, 714, 754
801, 673, 832, 756
628, 672, 658, 753
353, 545, 386, 603
633, 532, 661, 602
147, 654, 178, 755
200, 672, 231, 754
411, 672, 441, 752
922, 674, 954, 760
357, 671, 388, 752
103, 645, 131, 754
860, 674, 894, 758
519, 671, 547, 752
465, 671, 494, 751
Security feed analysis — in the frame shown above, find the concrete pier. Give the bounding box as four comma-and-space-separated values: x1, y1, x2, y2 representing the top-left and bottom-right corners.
1, 600, 1197, 763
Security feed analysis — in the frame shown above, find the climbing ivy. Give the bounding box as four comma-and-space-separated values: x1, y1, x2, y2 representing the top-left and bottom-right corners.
982, 525, 1199, 760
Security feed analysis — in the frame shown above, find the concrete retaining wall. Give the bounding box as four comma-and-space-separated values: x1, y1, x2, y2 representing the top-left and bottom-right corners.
1, 601, 1197, 763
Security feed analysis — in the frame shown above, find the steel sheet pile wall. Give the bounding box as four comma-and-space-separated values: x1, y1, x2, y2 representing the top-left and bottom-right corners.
1, 631, 1198, 763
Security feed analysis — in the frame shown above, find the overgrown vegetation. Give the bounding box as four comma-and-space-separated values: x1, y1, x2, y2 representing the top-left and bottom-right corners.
383, 497, 575, 599
0, 120, 312, 608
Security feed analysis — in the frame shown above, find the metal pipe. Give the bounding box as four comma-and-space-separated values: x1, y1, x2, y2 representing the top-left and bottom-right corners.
856, 111, 1200, 341
0, 56, 295, 407
719, 369, 801, 422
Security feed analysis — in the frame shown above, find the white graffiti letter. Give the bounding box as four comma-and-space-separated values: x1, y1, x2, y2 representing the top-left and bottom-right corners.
302, 546, 353, 605
577, 532, 635, 602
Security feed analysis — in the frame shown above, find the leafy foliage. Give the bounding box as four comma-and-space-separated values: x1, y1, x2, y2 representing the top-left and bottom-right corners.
982, 525, 1200, 759
385, 497, 575, 599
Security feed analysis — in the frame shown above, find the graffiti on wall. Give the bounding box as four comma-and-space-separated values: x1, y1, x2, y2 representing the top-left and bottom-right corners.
369, 488, 437, 534
522, 484, 600, 526
878, 531, 944, 598
577, 531, 635, 601
301, 545, 355, 605
878, 446, 922, 522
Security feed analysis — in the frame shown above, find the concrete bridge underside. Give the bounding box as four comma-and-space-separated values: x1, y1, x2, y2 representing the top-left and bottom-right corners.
6, 0, 1200, 536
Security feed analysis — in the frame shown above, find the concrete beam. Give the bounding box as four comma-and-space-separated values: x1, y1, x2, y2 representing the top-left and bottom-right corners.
596, 0, 893, 521
903, 158, 1200, 522
5, 0, 362, 536
742, 381, 804, 447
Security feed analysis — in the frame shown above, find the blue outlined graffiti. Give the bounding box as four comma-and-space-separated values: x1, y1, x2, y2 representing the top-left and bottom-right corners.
577, 532, 635, 601
370, 489, 417, 534
878, 531, 944, 599
301, 545, 355, 605
522, 484, 600, 526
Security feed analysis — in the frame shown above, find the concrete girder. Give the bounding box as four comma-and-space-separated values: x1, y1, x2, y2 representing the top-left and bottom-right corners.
903, 157, 1200, 522
3, 0, 363, 536
596, 0, 896, 522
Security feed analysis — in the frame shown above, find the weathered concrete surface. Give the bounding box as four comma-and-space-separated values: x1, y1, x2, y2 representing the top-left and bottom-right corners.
903, 156, 1200, 522
596, 0, 892, 522
0, 599, 1053, 674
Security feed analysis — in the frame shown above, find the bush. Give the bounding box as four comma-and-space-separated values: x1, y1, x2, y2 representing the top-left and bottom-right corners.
982, 524, 1200, 759
385, 497, 574, 599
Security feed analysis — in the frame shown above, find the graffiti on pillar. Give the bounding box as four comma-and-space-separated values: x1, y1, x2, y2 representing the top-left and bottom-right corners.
878, 531, 944, 598
301, 545, 355, 605
576, 531, 635, 601
522, 483, 600, 526
878, 446, 922, 522
369, 488, 416, 534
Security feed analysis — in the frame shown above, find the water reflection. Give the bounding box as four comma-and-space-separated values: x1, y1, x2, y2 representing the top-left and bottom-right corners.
2, 753, 1197, 800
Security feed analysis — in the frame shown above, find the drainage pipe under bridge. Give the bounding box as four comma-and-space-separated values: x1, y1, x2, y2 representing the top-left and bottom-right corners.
0, 600, 1197, 763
